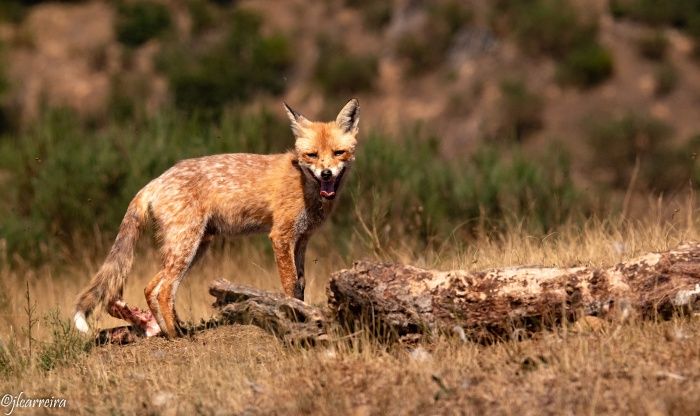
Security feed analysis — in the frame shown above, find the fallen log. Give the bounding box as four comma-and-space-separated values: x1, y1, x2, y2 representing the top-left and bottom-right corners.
327, 243, 700, 340
209, 280, 328, 344
97, 243, 700, 344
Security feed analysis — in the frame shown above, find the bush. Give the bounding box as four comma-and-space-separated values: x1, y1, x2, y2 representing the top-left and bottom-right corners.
586, 113, 695, 191
314, 36, 378, 95
0, 41, 11, 134
498, 0, 597, 58
496, 79, 544, 141
37, 310, 91, 371
557, 42, 614, 88
187, 0, 215, 34
637, 31, 669, 61
344, 0, 392, 31
610, 0, 700, 30
344, 132, 583, 243
654, 63, 678, 97
160, 9, 292, 114
0, 1, 27, 23
395, 1, 472, 75
116, 1, 172, 47
494, 0, 613, 88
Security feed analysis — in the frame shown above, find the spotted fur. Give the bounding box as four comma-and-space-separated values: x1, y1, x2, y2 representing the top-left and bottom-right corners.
73, 99, 360, 338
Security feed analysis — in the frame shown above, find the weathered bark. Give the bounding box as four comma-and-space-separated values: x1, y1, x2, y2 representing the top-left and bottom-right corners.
327, 243, 700, 340
209, 279, 328, 344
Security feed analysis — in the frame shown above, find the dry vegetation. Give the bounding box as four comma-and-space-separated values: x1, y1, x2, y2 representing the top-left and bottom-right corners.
1, 1, 700, 414
1, 199, 699, 415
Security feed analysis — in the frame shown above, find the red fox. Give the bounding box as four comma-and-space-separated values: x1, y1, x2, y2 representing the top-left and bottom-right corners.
73, 99, 360, 338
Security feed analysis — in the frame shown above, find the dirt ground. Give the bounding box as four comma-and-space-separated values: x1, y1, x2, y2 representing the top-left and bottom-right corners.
2, 318, 700, 415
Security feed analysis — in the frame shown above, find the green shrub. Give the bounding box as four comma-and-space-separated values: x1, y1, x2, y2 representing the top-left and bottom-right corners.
498, 0, 597, 58
0, 1, 27, 23
344, 0, 392, 30
654, 63, 678, 97
689, 135, 700, 185
116, 1, 172, 47
494, 0, 613, 88
395, 1, 472, 75
637, 31, 669, 60
586, 113, 695, 190
160, 9, 292, 114
0, 41, 11, 133
0, 0, 89, 23
37, 310, 91, 371
557, 42, 614, 88
610, 0, 700, 30
496, 79, 544, 141
314, 36, 378, 95
187, 0, 215, 34
612, 0, 700, 57
339, 131, 584, 243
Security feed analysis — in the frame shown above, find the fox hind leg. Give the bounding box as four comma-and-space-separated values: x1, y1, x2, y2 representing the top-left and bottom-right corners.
145, 221, 207, 338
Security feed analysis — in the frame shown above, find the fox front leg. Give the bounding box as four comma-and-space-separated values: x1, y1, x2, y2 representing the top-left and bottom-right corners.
270, 231, 301, 299
293, 236, 309, 301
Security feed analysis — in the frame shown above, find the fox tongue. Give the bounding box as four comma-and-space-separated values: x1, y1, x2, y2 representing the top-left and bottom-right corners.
320, 179, 335, 198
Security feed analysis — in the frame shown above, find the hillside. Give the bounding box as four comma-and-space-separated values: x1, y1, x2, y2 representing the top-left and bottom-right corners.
1, 0, 700, 153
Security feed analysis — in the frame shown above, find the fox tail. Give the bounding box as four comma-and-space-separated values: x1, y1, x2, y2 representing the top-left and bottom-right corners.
73, 194, 149, 333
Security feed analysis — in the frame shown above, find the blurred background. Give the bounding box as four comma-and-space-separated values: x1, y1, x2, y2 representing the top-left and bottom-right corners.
0, 0, 699, 265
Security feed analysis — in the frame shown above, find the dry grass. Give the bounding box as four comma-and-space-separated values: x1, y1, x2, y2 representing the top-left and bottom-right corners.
0, 200, 699, 415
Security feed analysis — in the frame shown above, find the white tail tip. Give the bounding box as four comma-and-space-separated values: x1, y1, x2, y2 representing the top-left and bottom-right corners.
73, 311, 90, 333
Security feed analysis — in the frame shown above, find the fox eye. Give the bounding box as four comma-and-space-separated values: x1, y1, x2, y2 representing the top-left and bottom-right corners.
306, 152, 318, 158
333, 150, 346, 157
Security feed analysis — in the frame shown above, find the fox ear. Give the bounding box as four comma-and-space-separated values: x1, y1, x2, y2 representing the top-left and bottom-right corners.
284, 102, 309, 137
336, 98, 360, 135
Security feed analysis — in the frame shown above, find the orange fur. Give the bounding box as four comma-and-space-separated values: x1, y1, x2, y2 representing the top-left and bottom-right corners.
73, 99, 360, 338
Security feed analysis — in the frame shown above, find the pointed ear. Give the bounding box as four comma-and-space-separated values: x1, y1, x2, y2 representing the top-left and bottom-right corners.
283, 102, 309, 138
336, 98, 360, 134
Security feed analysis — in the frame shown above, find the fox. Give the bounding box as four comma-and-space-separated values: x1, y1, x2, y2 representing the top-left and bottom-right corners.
73, 98, 360, 338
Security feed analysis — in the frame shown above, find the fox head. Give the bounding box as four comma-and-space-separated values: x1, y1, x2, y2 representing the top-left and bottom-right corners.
284, 99, 359, 200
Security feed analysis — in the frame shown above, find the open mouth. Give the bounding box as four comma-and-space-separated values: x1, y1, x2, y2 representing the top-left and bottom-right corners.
320, 179, 336, 199
316, 168, 346, 200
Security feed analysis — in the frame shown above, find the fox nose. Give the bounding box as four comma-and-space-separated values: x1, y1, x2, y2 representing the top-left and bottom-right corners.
321, 169, 332, 180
